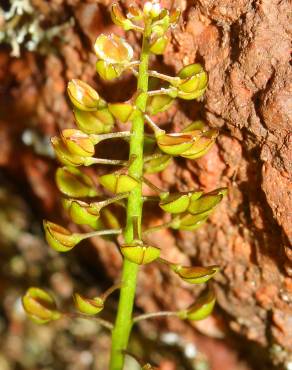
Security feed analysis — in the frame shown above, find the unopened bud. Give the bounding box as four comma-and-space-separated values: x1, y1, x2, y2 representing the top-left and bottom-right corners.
22, 287, 61, 324
120, 240, 160, 265
99, 173, 140, 194
56, 166, 98, 198
67, 79, 100, 111
73, 293, 104, 315
43, 220, 83, 252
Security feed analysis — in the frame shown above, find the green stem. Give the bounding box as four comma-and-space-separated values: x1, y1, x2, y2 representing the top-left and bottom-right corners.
109, 22, 151, 370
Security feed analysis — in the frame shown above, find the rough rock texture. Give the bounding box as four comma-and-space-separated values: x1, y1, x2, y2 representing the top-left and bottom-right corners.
0, 0, 291, 369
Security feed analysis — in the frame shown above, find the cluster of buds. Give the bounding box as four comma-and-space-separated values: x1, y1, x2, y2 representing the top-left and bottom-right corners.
22, 2, 228, 365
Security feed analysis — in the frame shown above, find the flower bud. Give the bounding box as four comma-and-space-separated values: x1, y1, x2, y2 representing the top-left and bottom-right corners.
96, 60, 124, 81
188, 188, 227, 215
171, 211, 209, 231
56, 166, 98, 198
61, 129, 95, 157
149, 35, 168, 55
74, 107, 114, 135
73, 293, 104, 315
94, 34, 133, 65
120, 240, 160, 265
64, 200, 100, 229
180, 129, 219, 159
156, 132, 194, 155
146, 94, 174, 115
144, 154, 172, 174
22, 287, 61, 324
108, 103, 134, 123
181, 288, 216, 321
111, 3, 136, 31
43, 220, 83, 252
172, 265, 220, 284
143, 1, 162, 18
67, 79, 100, 111
99, 173, 140, 194
51, 137, 96, 167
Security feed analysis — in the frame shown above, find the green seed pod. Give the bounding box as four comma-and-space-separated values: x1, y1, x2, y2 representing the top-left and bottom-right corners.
96, 60, 124, 81
182, 288, 216, 321
65, 200, 100, 229
181, 129, 219, 159
73, 293, 104, 315
94, 34, 133, 65
111, 3, 136, 31
188, 187, 227, 215
144, 154, 172, 174
73, 107, 114, 135
159, 191, 203, 214
171, 211, 210, 231
120, 240, 160, 265
22, 287, 61, 324
99, 173, 140, 194
146, 94, 174, 115
67, 79, 100, 111
56, 166, 98, 198
177, 88, 206, 100
61, 129, 95, 157
171, 265, 220, 284
156, 133, 194, 155
149, 35, 168, 55
182, 120, 206, 132
51, 137, 96, 167
108, 103, 134, 123
159, 193, 190, 214
43, 220, 83, 252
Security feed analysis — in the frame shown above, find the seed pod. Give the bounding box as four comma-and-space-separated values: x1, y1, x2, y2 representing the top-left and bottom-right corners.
188, 188, 227, 215
67, 79, 100, 111
110, 3, 136, 31
108, 103, 134, 123
99, 173, 140, 194
96, 60, 124, 81
56, 167, 98, 198
171, 211, 210, 231
73, 293, 104, 315
181, 129, 219, 159
156, 133, 194, 155
43, 220, 83, 252
146, 94, 174, 115
94, 34, 133, 65
159, 191, 203, 214
61, 129, 95, 157
73, 107, 114, 135
182, 287, 216, 321
51, 137, 95, 167
149, 35, 168, 55
144, 154, 172, 174
120, 240, 160, 265
64, 200, 100, 229
182, 120, 206, 132
22, 287, 61, 324
172, 265, 220, 284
